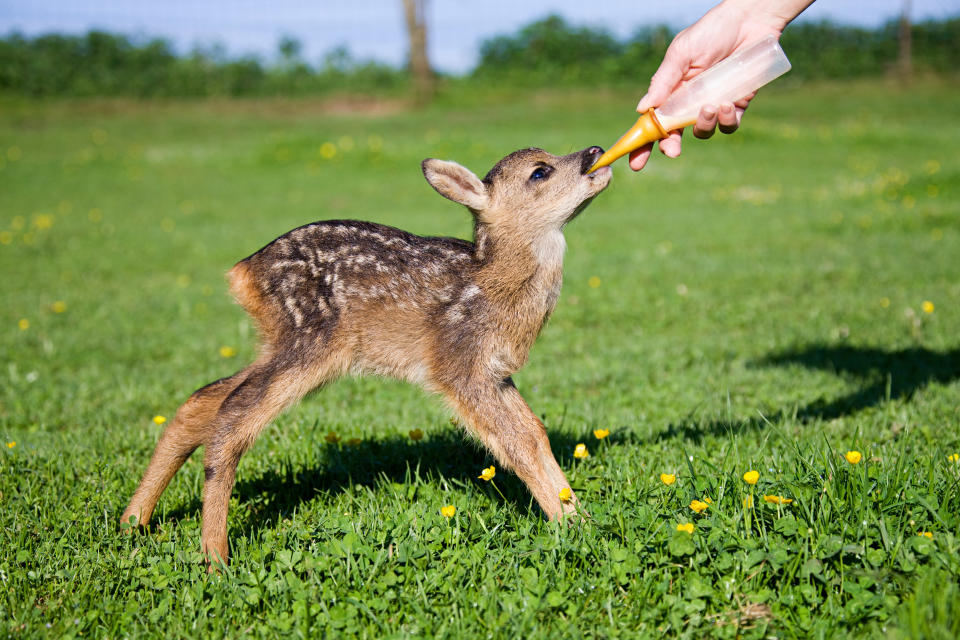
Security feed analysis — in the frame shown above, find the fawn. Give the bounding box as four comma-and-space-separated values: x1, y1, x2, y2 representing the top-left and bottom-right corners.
121, 145, 612, 565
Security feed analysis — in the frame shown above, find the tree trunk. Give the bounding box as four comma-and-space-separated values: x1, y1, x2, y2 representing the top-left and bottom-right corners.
403, 0, 434, 105
897, 0, 912, 82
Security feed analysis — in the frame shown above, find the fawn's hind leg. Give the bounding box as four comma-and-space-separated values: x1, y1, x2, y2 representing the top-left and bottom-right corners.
199, 356, 342, 566
121, 369, 252, 528
443, 379, 577, 520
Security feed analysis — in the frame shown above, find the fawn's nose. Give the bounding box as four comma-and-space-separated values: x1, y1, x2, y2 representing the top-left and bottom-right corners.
581, 146, 604, 174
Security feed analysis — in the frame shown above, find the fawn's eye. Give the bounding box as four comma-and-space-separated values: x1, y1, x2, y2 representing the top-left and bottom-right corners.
529, 166, 551, 181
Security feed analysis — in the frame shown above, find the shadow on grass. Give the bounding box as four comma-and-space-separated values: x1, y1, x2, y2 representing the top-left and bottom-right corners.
160, 426, 587, 536
656, 344, 960, 444
762, 344, 960, 420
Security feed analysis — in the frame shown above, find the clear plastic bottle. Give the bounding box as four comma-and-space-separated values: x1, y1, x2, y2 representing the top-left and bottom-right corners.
589, 35, 792, 172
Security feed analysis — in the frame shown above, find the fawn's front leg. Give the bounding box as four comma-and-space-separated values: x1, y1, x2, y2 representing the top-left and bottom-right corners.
444, 379, 577, 519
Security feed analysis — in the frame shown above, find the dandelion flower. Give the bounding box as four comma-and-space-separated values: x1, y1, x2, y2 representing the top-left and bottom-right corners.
588, 276, 601, 288
18, 318, 29, 331
593, 428, 610, 440
918, 531, 933, 539
921, 301, 934, 314
51, 301, 67, 313
676, 523, 694, 534
704, 497, 713, 504
660, 473, 676, 486
219, 346, 237, 358
153, 415, 167, 425
845, 450, 862, 465
440, 505, 456, 518
573, 443, 589, 459
763, 495, 794, 505
324, 431, 340, 444
947, 453, 959, 463
690, 500, 709, 514
346, 437, 362, 447
743, 470, 759, 485
558, 487, 572, 502
478, 466, 495, 481
6, 441, 15, 448
408, 428, 423, 441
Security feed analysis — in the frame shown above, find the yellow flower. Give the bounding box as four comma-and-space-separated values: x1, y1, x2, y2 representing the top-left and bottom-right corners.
704, 497, 713, 504
478, 466, 495, 481
845, 450, 862, 465
660, 473, 676, 486
408, 428, 423, 441
588, 276, 601, 288
51, 301, 67, 313
324, 431, 340, 444
440, 505, 456, 518
743, 470, 759, 485
690, 500, 709, 514
918, 531, 933, 539
573, 443, 589, 459
219, 346, 237, 358
33, 214, 54, 230
319, 142, 337, 159
346, 437, 362, 447
947, 453, 959, 463
558, 487, 572, 502
593, 428, 610, 440
6, 441, 15, 448
152, 415, 167, 425
676, 523, 694, 534
921, 300, 934, 314
18, 318, 29, 331
763, 495, 794, 505
743, 496, 754, 508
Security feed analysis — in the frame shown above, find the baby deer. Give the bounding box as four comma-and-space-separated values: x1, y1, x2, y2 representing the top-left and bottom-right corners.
122, 146, 612, 565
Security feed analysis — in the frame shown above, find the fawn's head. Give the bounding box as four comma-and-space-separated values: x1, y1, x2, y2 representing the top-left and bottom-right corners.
422, 147, 611, 239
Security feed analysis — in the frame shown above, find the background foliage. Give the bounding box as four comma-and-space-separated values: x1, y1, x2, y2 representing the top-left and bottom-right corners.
1, 15, 958, 97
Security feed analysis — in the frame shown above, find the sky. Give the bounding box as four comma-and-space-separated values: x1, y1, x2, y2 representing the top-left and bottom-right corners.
2, 1, 959, 73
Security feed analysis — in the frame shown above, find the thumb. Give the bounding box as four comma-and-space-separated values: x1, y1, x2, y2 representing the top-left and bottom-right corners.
637, 46, 687, 113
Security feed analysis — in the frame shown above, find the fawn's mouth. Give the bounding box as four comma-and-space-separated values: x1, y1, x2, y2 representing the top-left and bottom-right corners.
584, 164, 612, 191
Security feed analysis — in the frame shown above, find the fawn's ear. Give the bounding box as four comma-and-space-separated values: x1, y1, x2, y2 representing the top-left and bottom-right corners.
422, 159, 489, 211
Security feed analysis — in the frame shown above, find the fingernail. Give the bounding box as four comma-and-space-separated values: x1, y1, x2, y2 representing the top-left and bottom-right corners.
720, 103, 734, 114
702, 106, 716, 118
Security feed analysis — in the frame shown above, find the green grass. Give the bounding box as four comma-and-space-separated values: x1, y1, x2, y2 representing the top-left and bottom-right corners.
1, 76, 959, 638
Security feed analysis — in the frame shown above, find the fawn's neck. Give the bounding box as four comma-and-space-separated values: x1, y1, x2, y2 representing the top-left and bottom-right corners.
473, 223, 565, 310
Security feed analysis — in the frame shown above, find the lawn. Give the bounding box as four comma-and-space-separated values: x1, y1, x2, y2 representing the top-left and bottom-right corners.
1, 76, 959, 638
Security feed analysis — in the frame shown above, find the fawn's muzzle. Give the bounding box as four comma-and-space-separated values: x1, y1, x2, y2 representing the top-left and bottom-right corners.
581, 146, 604, 174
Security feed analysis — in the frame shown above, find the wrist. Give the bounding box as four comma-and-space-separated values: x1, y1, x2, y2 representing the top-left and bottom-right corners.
719, 0, 809, 32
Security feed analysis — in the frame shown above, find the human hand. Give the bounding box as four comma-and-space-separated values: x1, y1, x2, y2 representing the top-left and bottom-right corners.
629, 1, 794, 171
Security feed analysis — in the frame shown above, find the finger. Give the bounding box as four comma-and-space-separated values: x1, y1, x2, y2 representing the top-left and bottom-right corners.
692, 105, 718, 139
658, 130, 683, 158
637, 42, 688, 112
717, 102, 739, 135
734, 91, 755, 110
628, 144, 653, 171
